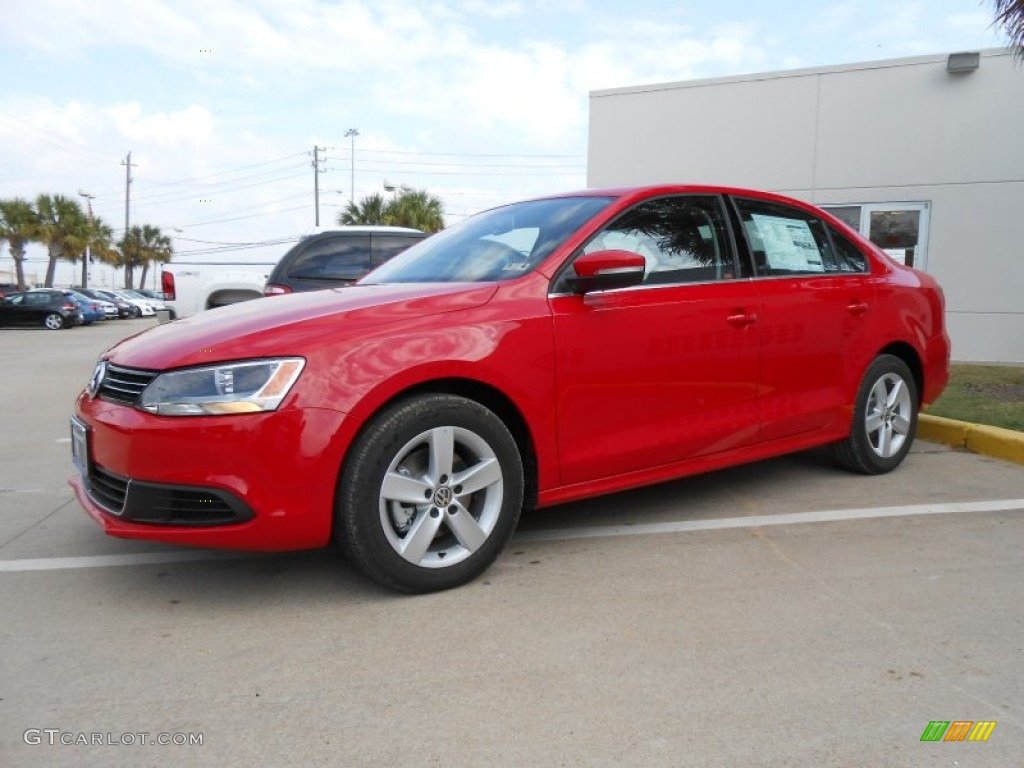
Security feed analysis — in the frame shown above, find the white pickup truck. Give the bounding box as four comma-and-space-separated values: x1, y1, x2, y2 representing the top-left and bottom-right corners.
161, 262, 275, 319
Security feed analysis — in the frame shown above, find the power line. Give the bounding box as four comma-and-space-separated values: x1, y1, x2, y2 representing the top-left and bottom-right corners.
325, 165, 585, 178
174, 236, 301, 257
0, 115, 118, 166
358, 148, 586, 159
325, 157, 585, 170
179, 203, 310, 228
131, 170, 309, 208
137, 151, 311, 189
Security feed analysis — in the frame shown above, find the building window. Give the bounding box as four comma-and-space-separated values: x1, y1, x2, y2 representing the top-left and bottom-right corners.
821, 202, 930, 269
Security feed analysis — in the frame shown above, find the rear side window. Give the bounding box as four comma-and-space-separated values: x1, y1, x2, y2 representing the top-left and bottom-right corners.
288, 235, 372, 280
827, 225, 869, 273
733, 198, 835, 276
371, 234, 423, 267
733, 199, 871, 275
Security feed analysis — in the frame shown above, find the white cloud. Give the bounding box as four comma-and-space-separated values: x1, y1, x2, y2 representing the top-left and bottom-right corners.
107, 104, 216, 149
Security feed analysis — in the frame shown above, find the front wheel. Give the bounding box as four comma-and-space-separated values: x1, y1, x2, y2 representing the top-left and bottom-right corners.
337, 394, 524, 593
831, 354, 919, 474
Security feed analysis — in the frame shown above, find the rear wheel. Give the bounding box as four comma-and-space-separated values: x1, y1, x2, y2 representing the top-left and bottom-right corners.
43, 313, 64, 330
831, 354, 918, 474
337, 394, 523, 593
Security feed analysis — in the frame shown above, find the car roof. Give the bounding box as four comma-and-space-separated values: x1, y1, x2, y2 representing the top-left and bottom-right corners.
299, 225, 424, 237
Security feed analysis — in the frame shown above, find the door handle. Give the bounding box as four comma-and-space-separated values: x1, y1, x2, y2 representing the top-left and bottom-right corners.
726, 311, 758, 328
846, 300, 869, 316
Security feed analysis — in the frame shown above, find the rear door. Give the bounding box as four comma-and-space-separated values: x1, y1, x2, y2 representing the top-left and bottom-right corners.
729, 196, 879, 442
550, 194, 762, 485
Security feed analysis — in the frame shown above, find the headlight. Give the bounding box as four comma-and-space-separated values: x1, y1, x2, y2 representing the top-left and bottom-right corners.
139, 358, 305, 416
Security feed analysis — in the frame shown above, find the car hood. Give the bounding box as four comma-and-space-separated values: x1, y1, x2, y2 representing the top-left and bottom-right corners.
105, 282, 498, 370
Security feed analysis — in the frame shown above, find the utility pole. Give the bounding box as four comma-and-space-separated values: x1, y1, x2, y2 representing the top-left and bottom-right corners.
313, 145, 325, 226
121, 151, 136, 288
78, 190, 96, 288
344, 128, 359, 203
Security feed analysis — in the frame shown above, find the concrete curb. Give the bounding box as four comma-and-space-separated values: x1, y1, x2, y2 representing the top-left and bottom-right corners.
918, 414, 1024, 465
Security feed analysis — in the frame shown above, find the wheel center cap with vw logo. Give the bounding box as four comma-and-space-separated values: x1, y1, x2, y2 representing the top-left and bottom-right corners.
432, 486, 453, 508
87, 360, 108, 399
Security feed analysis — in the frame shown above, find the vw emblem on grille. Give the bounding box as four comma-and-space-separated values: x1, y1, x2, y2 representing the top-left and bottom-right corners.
87, 360, 108, 399
432, 486, 453, 508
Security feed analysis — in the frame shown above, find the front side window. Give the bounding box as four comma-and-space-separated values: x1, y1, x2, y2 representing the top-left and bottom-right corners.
581, 195, 734, 286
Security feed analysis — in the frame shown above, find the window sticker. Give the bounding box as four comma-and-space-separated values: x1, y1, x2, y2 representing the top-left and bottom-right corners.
751, 213, 824, 272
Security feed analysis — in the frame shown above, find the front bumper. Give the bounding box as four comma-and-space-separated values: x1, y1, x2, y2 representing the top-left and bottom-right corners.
71, 393, 349, 551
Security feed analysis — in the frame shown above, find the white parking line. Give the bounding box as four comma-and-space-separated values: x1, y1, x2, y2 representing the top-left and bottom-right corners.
0, 550, 248, 573
515, 498, 1024, 543
0, 498, 1021, 573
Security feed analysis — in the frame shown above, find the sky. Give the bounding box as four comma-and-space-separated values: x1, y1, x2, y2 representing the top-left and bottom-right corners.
0, 0, 1011, 288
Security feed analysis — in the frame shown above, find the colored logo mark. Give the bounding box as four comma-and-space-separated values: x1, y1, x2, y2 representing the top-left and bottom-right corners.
920, 721, 997, 742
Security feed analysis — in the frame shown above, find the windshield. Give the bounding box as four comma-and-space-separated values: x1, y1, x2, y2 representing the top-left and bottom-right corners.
362, 196, 614, 283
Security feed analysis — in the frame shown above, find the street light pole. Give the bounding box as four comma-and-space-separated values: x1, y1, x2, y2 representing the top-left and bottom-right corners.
344, 128, 359, 202
78, 190, 96, 288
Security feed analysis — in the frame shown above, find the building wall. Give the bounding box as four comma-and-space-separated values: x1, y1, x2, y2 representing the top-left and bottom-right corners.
588, 49, 1024, 363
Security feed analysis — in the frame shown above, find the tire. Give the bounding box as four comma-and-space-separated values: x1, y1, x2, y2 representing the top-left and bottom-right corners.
337, 394, 524, 593
831, 354, 918, 474
43, 313, 64, 330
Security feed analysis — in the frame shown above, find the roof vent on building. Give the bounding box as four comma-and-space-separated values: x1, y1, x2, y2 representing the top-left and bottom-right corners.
946, 52, 980, 74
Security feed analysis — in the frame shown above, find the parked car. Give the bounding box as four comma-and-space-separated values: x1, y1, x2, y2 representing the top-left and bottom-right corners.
70, 185, 950, 593
107, 289, 156, 317
0, 282, 20, 298
162, 262, 273, 319
1, 289, 81, 329
91, 297, 119, 320
263, 226, 427, 295
121, 288, 167, 311
61, 290, 105, 325
78, 288, 134, 318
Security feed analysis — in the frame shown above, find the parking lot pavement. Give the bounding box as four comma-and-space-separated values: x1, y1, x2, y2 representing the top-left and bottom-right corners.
2, 320, 1023, 767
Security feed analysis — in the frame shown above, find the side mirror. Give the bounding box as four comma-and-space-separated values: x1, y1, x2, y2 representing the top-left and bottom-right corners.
567, 250, 646, 294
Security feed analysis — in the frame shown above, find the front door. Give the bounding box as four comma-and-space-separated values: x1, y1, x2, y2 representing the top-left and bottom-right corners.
550, 194, 761, 486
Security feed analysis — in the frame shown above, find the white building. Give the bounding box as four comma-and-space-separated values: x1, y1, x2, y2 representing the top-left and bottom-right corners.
588, 48, 1023, 363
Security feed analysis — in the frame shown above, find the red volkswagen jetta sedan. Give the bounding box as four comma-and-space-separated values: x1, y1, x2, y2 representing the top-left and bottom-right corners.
70, 186, 950, 592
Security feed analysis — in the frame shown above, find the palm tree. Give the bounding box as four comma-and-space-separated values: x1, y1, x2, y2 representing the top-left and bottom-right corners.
0, 198, 39, 291
84, 217, 116, 286
137, 225, 173, 290
121, 224, 173, 289
385, 189, 445, 233
35, 193, 88, 287
338, 193, 389, 226
119, 227, 143, 289
993, 0, 1024, 55
338, 189, 446, 232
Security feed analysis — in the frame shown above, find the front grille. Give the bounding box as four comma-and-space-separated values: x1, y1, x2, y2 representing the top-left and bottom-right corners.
88, 464, 129, 514
99, 364, 158, 406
